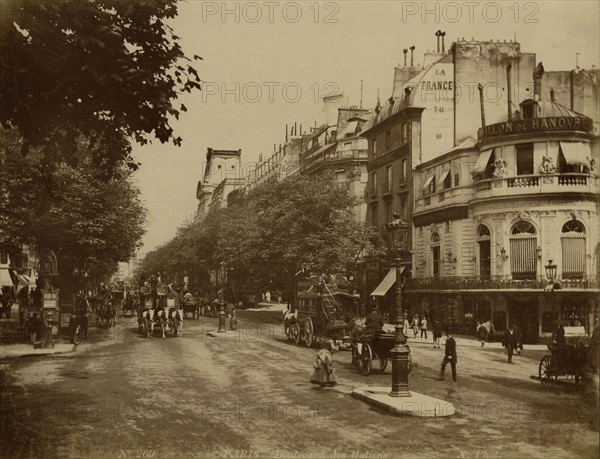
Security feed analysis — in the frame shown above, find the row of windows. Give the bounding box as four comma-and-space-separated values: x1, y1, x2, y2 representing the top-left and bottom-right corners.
371, 160, 410, 191
371, 123, 410, 157
425, 221, 588, 279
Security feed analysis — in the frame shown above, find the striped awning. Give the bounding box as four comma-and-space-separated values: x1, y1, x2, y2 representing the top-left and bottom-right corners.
560, 142, 588, 166
370, 267, 406, 296
473, 149, 494, 173
422, 176, 434, 190
439, 169, 451, 185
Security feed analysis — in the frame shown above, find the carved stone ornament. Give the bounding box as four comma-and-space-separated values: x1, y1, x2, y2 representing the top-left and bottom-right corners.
493, 159, 508, 178
539, 156, 556, 174
517, 210, 531, 221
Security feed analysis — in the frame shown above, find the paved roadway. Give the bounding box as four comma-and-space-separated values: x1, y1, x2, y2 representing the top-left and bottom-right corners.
0, 310, 598, 459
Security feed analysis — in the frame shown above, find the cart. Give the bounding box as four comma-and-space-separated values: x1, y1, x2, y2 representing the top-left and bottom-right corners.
351, 331, 412, 376
285, 275, 351, 349
182, 299, 200, 319
538, 343, 590, 387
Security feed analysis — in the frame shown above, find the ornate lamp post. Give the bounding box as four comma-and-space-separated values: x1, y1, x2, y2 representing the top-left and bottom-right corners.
386, 212, 411, 397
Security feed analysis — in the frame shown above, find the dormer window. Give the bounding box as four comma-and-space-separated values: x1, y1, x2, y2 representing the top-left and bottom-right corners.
522, 103, 534, 119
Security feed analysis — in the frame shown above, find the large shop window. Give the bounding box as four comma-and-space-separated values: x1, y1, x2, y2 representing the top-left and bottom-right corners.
561, 299, 586, 328
516, 144, 534, 175
561, 220, 586, 279
493, 311, 506, 332
542, 311, 558, 333
510, 222, 537, 280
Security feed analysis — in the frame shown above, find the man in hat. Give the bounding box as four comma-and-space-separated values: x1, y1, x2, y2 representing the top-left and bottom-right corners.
29, 312, 41, 344
440, 327, 457, 382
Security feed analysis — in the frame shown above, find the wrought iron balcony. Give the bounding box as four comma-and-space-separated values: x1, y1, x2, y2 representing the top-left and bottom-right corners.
405, 275, 599, 291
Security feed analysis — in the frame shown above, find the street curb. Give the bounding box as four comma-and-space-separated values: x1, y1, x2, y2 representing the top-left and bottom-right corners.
352, 386, 455, 417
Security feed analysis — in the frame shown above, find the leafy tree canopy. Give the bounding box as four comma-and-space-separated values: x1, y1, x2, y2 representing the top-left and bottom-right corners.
0, 0, 201, 166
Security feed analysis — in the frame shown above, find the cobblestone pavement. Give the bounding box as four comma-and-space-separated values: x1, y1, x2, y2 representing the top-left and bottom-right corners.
0, 310, 597, 459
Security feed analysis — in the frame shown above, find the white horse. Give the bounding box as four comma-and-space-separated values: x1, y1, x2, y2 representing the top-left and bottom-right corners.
477, 320, 496, 347
154, 308, 168, 338
282, 309, 298, 340
141, 309, 154, 338
169, 309, 184, 337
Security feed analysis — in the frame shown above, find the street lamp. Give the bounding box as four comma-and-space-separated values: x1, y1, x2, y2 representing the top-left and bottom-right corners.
386, 212, 411, 397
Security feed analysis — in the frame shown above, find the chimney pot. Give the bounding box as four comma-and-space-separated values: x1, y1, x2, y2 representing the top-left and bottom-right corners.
550, 88, 555, 102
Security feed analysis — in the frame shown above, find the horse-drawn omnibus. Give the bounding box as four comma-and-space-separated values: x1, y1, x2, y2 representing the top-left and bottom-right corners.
283, 274, 357, 349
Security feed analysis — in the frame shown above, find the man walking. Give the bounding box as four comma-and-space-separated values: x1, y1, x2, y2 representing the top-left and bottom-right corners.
440, 327, 457, 382
432, 319, 442, 348
420, 316, 428, 341
503, 324, 515, 363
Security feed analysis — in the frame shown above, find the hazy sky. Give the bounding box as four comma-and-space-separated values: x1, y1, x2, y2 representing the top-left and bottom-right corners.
132, 0, 600, 254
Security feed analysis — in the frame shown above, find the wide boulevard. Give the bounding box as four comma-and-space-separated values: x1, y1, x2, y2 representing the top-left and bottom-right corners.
1, 309, 597, 459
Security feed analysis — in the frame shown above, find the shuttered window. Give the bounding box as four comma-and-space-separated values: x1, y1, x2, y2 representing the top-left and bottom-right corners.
510, 222, 537, 280
561, 221, 585, 279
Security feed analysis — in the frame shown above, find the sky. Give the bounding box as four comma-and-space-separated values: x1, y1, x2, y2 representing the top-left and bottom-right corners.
132, 0, 600, 255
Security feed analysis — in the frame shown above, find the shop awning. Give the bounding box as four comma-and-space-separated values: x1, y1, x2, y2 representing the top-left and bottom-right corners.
8, 269, 30, 286
370, 267, 406, 297
422, 176, 434, 190
439, 169, 450, 185
473, 148, 494, 173
560, 142, 588, 166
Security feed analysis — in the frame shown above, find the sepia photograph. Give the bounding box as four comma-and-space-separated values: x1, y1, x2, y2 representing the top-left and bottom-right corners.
0, 1, 599, 458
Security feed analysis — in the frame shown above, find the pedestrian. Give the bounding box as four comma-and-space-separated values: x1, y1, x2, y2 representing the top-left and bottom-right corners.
265, 290, 271, 303
503, 324, 515, 363
29, 312, 40, 344
553, 321, 566, 345
440, 327, 457, 382
311, 339, 337, 387
420, 316, 428, 340
403, 314, 411, 339
412, 314, 419, 338
512, 320, 523, 356
432, 319, 441, 348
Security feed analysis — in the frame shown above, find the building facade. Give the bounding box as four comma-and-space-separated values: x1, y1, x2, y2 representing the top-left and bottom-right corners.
408, 70, 600, 343
196, 148, 242, 220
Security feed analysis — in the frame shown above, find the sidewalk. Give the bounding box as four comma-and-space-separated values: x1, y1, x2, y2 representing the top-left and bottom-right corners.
0, 342, 75, 360
381, 323, 549, 351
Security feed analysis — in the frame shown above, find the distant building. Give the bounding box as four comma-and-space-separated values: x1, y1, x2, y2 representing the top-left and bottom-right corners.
196, 149, 243, 220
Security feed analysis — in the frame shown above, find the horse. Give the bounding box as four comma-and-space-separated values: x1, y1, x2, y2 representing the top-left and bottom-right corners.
477, 320, 496, 347
282, 308, 298, 340
140, 308, 154, 338
169, 309, 184, 337
153, 307, 168, 338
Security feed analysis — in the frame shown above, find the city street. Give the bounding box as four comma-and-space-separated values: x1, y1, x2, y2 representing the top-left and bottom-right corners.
1, 310, 597, 459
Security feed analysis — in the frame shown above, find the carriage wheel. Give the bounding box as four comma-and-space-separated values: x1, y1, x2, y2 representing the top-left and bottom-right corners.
283, 323, 291, 340
539, 355, 556, 387
379, 358, 388, 372
292, 323, 300, 345
305, 318, 314, 348
362, 344, 372, 376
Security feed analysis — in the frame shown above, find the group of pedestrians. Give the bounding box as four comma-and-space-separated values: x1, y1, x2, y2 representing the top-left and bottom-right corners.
502, 320, 524, 364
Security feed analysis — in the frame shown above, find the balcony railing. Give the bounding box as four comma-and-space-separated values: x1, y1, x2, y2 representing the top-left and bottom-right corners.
300, 148, 367, 172
405, 275, 598, 291
474, 173, 597, 197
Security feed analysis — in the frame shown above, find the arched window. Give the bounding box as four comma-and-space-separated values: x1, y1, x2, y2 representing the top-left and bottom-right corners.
477, 225, 491, 278
431, 232, 440, 278
561, 220, 586, 279
510, 222, 537, 280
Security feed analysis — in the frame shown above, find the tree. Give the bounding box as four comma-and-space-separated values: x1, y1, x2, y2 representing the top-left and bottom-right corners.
0, 128, 147, 298
0, 0, 201, 167
138, 173, 375, 295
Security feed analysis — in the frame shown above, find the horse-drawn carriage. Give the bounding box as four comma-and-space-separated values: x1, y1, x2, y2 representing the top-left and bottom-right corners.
283, 275, 354, 349
137, 288, 183, 338
90, 294, 116, 328
182, 294, 200, 319
538, 342, 591, 387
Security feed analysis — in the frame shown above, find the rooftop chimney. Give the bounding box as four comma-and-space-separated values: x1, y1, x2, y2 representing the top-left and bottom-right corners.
507, 62, 513, 120
410, 46, 415, 66
403, 49, 408, 67
435, 30, 441, 52
286, 124, 288, 142
441, 31, 446, 52
533, 62, 545, 100
478, 83, 486, 127
550, 88, 555, 102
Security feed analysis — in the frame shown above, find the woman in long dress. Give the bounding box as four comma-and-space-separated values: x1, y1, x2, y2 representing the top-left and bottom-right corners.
311, 340, 336, 387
